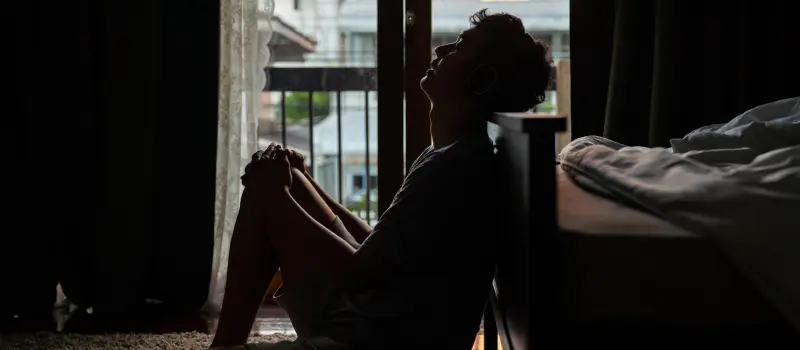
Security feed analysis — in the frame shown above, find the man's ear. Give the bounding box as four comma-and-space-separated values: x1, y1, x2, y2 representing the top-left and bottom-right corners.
468, 64, 497, 95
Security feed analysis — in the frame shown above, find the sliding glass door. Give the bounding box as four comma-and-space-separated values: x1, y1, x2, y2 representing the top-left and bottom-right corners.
404, 2, 572, 349
261, 0, 406, 223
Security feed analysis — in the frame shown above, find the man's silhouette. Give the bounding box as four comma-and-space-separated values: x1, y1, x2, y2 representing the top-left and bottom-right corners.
211, 9, 551, 350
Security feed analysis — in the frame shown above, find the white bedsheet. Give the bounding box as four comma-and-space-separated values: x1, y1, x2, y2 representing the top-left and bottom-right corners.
558, 97, 800, 330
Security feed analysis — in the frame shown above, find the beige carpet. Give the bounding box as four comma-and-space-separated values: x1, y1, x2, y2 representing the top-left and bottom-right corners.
0, 332, 297, 350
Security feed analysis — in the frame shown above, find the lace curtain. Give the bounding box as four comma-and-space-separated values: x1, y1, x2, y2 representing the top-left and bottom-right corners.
207, 0, 273, 312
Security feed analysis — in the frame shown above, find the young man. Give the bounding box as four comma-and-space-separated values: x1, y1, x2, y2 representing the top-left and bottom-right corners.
211, 9, 551, 350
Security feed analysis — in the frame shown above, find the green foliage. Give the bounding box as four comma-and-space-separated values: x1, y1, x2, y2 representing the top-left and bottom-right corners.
537, 101, 555, 113
347, 192, 378, 212
281, 92, 331, 124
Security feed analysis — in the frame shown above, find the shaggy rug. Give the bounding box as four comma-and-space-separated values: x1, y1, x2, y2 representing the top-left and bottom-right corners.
0, 332, 297, 350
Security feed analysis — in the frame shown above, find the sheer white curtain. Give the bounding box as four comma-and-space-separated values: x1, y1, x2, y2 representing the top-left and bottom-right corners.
207, 0, 273, 312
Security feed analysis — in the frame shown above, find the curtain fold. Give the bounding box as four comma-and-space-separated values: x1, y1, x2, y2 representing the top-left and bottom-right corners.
571, 0, 800, 147
207, 0, 273, 313
7, 0, 224, 329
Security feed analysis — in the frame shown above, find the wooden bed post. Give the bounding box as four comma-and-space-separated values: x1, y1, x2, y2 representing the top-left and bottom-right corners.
555, 59, 571, 154
483, 299, 498, 350
484, 113, 567, 350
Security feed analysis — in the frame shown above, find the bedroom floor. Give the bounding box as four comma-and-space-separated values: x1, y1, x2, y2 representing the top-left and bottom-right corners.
52, 304, 292, 335
5, 305, 498, 349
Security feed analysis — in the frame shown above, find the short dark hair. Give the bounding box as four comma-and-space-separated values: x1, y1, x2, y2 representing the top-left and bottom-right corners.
469, 9, 552, 113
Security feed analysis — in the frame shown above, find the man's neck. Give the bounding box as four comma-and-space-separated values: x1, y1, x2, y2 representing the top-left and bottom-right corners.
429, 104, 487, 149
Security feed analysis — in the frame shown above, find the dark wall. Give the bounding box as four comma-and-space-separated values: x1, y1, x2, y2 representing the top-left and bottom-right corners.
5, 0, 219, 321
570, 0, 800, 146
569, 0, 616, 141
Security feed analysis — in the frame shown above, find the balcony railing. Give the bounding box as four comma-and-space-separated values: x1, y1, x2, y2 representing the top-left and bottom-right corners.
262, 60, 570, 224
262, 67, 378, 222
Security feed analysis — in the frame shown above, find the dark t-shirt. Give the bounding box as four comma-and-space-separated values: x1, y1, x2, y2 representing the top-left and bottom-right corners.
319, 133, 501, 349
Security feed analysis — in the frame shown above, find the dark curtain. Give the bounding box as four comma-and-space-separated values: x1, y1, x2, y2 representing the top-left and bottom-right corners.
571, 0, 800, 147
4, 0, 218, 330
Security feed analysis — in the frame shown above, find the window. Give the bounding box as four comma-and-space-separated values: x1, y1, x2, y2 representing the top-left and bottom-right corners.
353, 174, 363, 190
352, 174, 378, 191
260, 0, 382, 227
349, 33, 377, 66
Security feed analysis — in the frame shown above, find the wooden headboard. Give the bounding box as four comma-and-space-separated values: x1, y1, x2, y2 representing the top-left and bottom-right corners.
485, 112, 567, 350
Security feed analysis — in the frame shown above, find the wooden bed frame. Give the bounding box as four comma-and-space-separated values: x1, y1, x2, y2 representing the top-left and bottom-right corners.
481, 113, 798, 349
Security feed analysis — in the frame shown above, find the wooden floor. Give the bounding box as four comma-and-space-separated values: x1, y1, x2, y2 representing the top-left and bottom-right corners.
473, 333, 502, 350
248, 306, 502, 350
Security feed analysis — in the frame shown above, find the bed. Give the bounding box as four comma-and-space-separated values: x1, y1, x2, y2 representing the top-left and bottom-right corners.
481, 112, 798, 349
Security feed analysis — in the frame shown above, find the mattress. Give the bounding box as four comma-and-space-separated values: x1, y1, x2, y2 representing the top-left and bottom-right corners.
557, 166, 691, 236
554, 166, 782, 324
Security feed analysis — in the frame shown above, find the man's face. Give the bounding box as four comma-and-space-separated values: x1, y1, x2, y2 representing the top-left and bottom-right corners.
420, 27, 486, 102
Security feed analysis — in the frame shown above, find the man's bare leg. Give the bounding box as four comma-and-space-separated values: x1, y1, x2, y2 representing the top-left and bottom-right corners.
267, 168, 361, 299
260, 168, 360, 335
212, 168, 356, 347
211, 187, 279, 347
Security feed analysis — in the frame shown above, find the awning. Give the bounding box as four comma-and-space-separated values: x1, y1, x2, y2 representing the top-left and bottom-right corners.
258, 14, 317, 63
270, 15, 316, 53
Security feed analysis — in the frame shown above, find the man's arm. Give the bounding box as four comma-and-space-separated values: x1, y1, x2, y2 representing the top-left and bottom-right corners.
265, 188, 385, 292
301, 170, 373, 243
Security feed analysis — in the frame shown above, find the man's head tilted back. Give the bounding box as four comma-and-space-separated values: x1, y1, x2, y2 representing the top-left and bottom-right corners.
421, 9, 552, 119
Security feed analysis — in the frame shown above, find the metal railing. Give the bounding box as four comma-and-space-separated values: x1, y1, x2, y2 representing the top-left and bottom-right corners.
264, 67, 378, 223
263, 62, 569, 225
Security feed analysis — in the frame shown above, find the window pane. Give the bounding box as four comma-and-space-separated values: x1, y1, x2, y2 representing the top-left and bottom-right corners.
261, 0, 381, 223
254, 0, 383, 336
